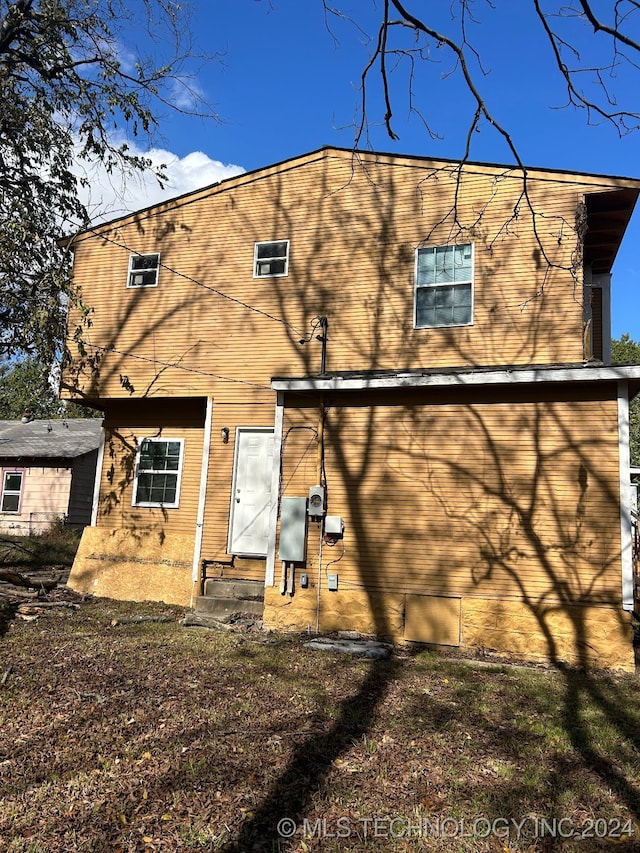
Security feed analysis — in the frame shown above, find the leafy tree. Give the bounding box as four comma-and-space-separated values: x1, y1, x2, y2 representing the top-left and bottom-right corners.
0, 0, 215, 364
0, 357, 99, 419
612, 334, 640, 466
611, 333, 640, 366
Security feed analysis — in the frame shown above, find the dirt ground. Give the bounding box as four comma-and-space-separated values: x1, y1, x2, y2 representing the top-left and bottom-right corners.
0, 578, 639, 853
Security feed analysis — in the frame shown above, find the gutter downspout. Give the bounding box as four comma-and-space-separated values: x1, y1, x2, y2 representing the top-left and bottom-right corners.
90, 426, 106, 527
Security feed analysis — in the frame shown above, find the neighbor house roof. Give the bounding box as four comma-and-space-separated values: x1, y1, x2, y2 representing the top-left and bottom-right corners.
0, 419, 103, 460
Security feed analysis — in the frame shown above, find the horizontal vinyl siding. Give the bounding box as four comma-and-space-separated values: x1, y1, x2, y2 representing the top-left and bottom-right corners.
199, 401, 279, 562
198, 400, 321, 580
97, 425, 203, 536
284, 390, 622, 607
277, 404, 322, 576
64, 151, 632, 404
0, 465, 72, 533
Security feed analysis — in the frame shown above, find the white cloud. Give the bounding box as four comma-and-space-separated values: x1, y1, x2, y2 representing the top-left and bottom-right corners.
167, 75, 209, 113
74, 139, 245, 223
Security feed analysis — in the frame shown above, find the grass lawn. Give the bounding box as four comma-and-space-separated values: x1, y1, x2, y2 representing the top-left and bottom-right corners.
0, 522, 81, 571
0, 595, 638, 852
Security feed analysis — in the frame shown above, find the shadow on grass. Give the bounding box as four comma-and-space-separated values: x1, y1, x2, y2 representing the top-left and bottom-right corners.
560, 666, 640, 822
221, 656, 403, 853
0, 600, 18, 638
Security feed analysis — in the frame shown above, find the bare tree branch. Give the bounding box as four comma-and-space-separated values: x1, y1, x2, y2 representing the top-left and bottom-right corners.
325, 0, 640, 306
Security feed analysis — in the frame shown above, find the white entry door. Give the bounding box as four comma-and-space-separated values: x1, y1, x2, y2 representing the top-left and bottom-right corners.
228, 427, 274, 556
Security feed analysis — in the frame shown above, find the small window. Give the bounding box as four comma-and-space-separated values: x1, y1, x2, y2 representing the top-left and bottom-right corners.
133, 438, 184, 508
415, 243, 473, 328
127, 253, 160, 288
254, 241, 289, 277
1, 470, 23, 513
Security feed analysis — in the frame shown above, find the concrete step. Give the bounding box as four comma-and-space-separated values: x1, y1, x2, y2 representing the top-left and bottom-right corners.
183, 610, 262, 631
202, 578, 265, 600
195, 595, 264, 618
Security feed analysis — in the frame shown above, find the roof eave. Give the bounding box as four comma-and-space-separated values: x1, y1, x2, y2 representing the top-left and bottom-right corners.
271, 363, 640, 393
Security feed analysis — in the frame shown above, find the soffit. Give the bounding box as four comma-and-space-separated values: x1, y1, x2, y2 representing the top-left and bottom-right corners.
584, 188, 639, 275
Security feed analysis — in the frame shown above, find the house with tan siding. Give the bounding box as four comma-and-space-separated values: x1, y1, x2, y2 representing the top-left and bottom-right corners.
0, 418, 103, 534
62, 147, 640, 670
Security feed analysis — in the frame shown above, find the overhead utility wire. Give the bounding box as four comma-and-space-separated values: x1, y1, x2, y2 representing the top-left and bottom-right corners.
73, 223, 304, 336
67, 338, 272, 390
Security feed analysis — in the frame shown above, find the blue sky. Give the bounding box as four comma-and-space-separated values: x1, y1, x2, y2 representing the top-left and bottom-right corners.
97, 0, 640, 341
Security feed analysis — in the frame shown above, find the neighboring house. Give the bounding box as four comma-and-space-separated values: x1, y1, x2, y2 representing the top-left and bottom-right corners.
62, 146, 640, 670
0, 418, 103, 534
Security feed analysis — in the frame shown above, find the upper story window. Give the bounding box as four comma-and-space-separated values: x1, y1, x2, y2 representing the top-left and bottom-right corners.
254, 240, 289, 277
127, 253, 160, 288
415, 243, 473, 328
133, 438, 183, 508
1, 470, 24, 513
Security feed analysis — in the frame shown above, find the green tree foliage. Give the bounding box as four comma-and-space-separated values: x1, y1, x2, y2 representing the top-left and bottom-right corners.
0, 357, 99, 419
611, 333, 640, 366
0, 0, 214, 364
611, 334, 640, 466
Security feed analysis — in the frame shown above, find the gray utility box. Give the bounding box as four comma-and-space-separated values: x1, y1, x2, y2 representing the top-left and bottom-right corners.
279, 497, 307, 562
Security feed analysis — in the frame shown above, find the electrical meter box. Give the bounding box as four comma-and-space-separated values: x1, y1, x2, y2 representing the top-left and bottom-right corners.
279, 497, 307, 562
308, 485, 326, 518
324, 515, 344, 536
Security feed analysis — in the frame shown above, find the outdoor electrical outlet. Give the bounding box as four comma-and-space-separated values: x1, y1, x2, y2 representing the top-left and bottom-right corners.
327, 573, 338, 591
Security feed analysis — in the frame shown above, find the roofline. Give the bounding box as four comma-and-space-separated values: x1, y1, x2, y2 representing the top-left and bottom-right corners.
69, 145, 640, 241
271, 363, 640, 393
71, 147, 329, 238
327, 145, 640, 185
0, 450, 97, 460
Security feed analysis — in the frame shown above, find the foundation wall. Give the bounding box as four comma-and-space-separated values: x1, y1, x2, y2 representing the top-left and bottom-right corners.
68, 526, 194, 606
263, 587, 635, 671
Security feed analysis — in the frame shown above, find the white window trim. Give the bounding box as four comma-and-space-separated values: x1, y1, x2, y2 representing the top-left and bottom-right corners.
1, 469, 24, 514
253, 240, 290, 278
414, 242, 474, 329
132, 438, 184, 509
127, 252, 160, 289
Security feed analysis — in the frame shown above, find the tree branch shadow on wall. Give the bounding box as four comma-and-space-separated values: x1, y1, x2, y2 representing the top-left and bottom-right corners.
220, 161, 639, 850
64, 155, 640, 850
408, 395, 640, 824
228, 383, 640, 850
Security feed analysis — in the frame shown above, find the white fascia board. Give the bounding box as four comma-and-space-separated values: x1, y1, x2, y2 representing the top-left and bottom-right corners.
618, 382, 634, 611
265, 392, 285, 588
271, 364, 640, 393
90, 426, 106, 527
192, 396, 214, 591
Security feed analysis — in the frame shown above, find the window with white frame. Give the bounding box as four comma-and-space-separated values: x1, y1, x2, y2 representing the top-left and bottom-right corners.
127, 253, 160, 288
1, 470, 23, 513
254, 240, 289, 277
133, 438, 184, 507
415, 243, 473, 328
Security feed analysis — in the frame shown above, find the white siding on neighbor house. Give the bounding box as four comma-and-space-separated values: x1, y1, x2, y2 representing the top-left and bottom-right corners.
0, 465, 72, 534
